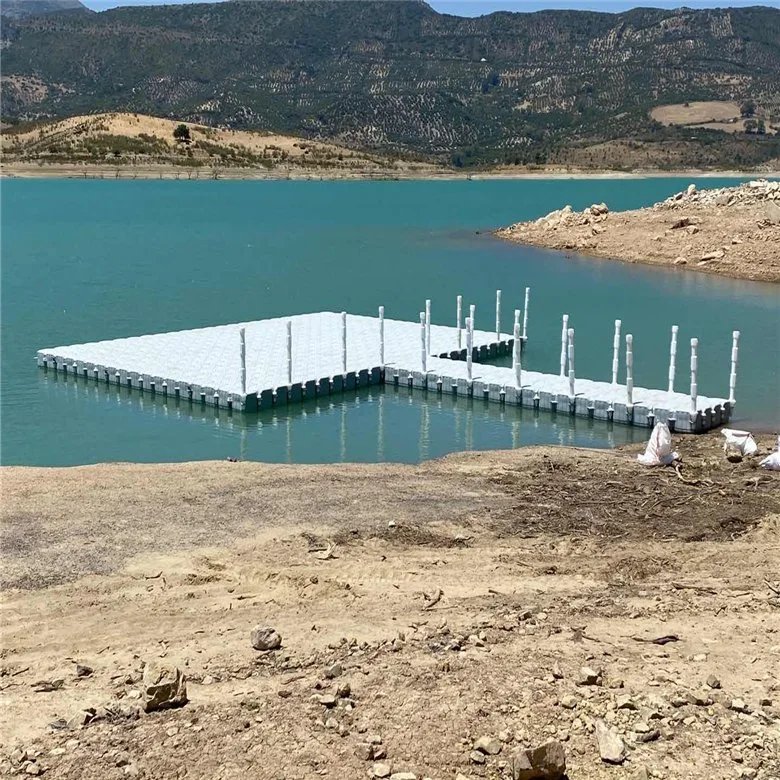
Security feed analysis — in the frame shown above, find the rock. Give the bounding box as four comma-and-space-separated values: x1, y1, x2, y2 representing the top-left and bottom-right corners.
616, 695, 637, 711
509, 739, 566, 780
700, 250, 725, 261
201, 675, 214, 686
730, 698, 750, 713
685, 690, 712, 706
75, 664, 93, 678
355, 743, 374, 761
373, 764, 392, 779
67, 710, 95, 730
551, 663, 564, 680
141, 663, 187, 713
469, 750, 486, 764
250, 626, 281, 651
595, 719, 625, 764
324, 663, 343, 679
687, 184, 697, 196
474, 736, 502, 755
673, 256, 687, 265
315, 694, 337, 708
336, 681, 351, 698
706, 674, 721, 689
671, 216, 692, 229
389, 774, 416, 780
589, 203, 609, 216
724, 442, 743, 463
559, 695, 578, 710
635, 729, 660, 743
23, 763, 42, 776
577, 666, 601, 686
632, 768, 650, 780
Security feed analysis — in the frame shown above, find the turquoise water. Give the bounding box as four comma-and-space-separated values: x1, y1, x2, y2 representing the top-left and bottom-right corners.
2, 178, 778, 466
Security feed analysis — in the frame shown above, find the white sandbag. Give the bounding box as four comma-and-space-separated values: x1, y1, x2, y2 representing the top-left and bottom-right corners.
637, 422, 679, 466
759, 437, 780, 471
721, 428, 758, 456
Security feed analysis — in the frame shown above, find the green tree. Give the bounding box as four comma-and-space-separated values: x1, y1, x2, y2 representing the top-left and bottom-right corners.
173, 124, 191, 144
740, 100, 756, 117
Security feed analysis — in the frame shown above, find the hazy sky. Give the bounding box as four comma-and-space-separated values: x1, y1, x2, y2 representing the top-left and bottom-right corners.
81, 0, 780, 12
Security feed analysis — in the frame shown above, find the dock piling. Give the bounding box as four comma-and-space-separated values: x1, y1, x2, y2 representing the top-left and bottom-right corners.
522, 287, 529, 341
495, 289, 502, 341
286, 320, 293, 386
341, 311, 347, 374
612, 319, 622, 384
626, 333, 634, 405
466, 317, 473, 380
379, 306, 385, 365
560, 314, 569, 377
567, 327, 575, 397
420, 312, 427, 372
690, 337, 699, 414
456, 295, 462, 350
667, 325, 678, 395
729, 330, 740, 404
240, 327, 246, 395
513, 323, 522, 388
425, 299, 431, 356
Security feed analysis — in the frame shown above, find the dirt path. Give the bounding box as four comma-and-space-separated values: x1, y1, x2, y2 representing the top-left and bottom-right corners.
496, 180, 780, 283
1, 435, 779, 779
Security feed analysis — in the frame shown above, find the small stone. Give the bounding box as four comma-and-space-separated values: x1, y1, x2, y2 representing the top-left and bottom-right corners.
201, 675, 214, 685
324, 663, 343, 679
67, 710, 94, 730
469, 750, 486, 764
616, 695, 637, 710
633, 721, 651, 733
499, 730, 512, 743
355, 743, 374, 761
277, 689, 291, 698
474, 736, 502, 755
632, 768, 650, 780
635, 729, 660, 743
250, 626, 282, 651
740, 769, 757, 780
75, 664, 93, 678
759, 697, 772, 706
336, 681, 351, 698
141, 663, 187, 712
687, 184, 697, 196
560, 695, 578, 710
126, 689, 142, 700
706, 674, 721, 689
389, 774, 416, 780
508, 739, 566, 780
692, 653, 707, 662
368, 734, 383, 745
24, 764, 42, 777
730, 698, 750, 713
373, 765, 391, 779
685, 690, 712, 707
577, 666, 601, 686
551, 663, 564, 680
315, 694, 337, 708
673, 256, 688, 265
595, 719, 625, 764
731, 748, 743, 763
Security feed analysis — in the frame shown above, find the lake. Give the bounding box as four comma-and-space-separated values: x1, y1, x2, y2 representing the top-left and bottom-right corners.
2, 177, 778, 466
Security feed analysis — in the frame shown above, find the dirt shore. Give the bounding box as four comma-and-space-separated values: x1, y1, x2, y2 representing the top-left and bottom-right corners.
1, 161, 776, 181
497, 180, 780, 284
1, 435, 779, 779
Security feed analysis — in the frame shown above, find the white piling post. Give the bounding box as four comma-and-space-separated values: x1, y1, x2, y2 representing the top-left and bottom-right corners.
522, 287, 530, 341
456, 295, 463, 350
514, 308, 520, 333
728, 330, 740, 405
420, 312, 427, 372
495, 289, 502, 341
379, 306, 385, 365
559, 314, 569, 377
611, 319, 622, 384
469, 303, 476, 336
690, 337, 698, 414
567, 327, 575, 397
667, 325, 678, 395
286, 320, 293, 386
425, 299, 431, 356
513, 323, 522, 388
341, 311, 347, 374
239, 327, 246, 395
625, 333, 634, 405
466, 317, 473, 381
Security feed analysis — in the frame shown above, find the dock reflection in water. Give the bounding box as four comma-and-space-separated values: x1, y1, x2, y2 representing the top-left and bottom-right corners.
39, 370, 646, 465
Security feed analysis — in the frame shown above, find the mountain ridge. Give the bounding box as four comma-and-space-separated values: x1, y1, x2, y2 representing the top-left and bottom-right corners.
2, 1, 779, 168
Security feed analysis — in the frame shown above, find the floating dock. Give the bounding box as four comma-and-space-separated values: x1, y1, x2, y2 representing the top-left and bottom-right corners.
37, 292, 737, 433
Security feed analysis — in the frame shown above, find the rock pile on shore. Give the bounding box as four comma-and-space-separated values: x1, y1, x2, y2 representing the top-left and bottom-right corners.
496, 179, 780, 283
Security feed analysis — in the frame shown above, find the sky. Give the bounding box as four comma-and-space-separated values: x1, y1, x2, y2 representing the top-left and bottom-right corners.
81, 0, 780, 13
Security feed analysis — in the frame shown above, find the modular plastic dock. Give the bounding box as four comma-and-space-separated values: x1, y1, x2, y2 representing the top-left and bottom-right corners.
37, 309, 733, 433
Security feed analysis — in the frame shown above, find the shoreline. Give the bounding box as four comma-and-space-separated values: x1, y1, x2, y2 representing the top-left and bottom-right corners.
2, 161, 778, 181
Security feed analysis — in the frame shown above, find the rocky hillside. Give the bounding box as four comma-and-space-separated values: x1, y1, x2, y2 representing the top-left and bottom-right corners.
0, 0, 88, 20
2, 2, 780, 169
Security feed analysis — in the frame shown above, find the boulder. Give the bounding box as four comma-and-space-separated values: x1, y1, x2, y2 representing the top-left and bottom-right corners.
251, 626, 282, 651
509, 739, 566, 780
594, 719, 625, 764
141, 663, 187, 712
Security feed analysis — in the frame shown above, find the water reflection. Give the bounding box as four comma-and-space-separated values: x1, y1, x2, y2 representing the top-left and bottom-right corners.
37, 369, 646, 465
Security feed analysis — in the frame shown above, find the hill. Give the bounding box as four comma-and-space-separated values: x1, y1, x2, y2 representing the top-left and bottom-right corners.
0, 0, 89, 19
2, 1, 780, 169
0, 112, 431, 175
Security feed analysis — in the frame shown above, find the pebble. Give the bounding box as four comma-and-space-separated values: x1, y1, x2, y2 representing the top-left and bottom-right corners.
577, 667, 601, 686
390, 774, 416, 780
731, 698, 750, 713
373, 763, 392, 778
706, 674, 721, 689
474, 736, 502, 755
250, 626, 282, 651
560, 695, 578, 710
595, 719, 625, 764
324, 663, 343, 679
469, 750, 486, 764
315, 694, 337, 707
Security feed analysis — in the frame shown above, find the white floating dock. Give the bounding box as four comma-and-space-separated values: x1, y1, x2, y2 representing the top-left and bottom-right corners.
37, 308, 732, 433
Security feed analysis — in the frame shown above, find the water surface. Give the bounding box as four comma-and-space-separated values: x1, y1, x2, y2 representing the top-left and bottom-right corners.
2, 178, 777, 466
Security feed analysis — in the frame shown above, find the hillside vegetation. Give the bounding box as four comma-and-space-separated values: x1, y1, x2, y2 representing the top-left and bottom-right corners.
2, 2, 780, 169
0, 112, 425, 174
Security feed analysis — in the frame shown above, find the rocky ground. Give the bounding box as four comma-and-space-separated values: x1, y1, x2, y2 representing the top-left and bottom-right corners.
1, 434, 779, 780
496, 180, 780, 284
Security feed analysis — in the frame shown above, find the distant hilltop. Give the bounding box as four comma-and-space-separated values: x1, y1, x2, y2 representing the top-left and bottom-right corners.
1, 1, 779, 170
